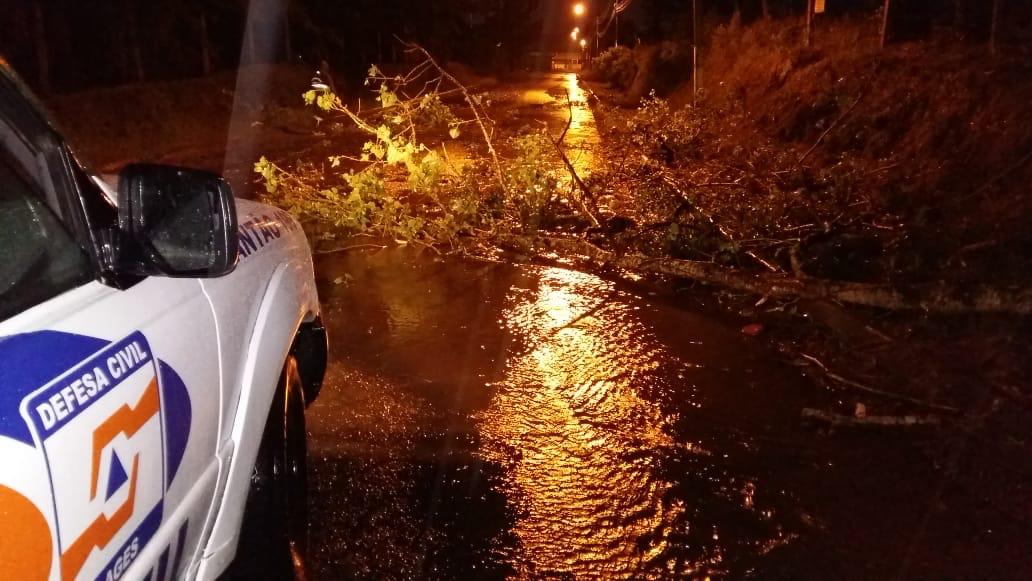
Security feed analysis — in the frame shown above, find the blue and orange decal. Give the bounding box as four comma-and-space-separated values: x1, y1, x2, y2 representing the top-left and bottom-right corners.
0, 331, 192, 580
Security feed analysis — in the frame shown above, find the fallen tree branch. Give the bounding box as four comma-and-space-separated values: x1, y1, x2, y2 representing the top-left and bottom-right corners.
660, 174, 781, 273
500, 235, 1032, 316
801, 408, 941, 428
798, 92, 864, 165
398, 38, 508, 197
314, 243, 388, 255
553, 90, 600, 226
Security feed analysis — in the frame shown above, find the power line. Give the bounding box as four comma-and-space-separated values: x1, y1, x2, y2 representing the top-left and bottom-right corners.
598, 0, 633, 37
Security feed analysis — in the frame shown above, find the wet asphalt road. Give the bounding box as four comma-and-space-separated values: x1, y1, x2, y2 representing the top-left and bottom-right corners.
306, 248, 813, 579
297, 75, 1026, 579
304, 248, 1021, 580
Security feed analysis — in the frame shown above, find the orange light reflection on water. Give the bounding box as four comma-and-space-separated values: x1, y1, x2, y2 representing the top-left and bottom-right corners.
478, 268, 687, 577
561, 73, 599, 180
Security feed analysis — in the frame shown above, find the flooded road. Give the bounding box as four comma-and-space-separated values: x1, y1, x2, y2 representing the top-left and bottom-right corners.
307, 248, 1021, 579
299, 74, 1028, 580
308, 249, 810, 578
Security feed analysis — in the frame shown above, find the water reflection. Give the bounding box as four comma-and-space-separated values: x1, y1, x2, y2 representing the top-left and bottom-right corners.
559, 73, 599, 180
476, 267, 800, 577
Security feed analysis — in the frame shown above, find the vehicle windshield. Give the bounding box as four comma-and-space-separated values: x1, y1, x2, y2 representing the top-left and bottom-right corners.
0, 150, 92, 321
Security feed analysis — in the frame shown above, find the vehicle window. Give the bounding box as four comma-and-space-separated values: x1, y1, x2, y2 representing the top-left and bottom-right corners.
0, 151, 92, 320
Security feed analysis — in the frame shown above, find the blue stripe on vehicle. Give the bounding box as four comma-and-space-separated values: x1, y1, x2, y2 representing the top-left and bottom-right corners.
170, 520, 189, 579
156, 541, 171, 581
158, 361, 191, 487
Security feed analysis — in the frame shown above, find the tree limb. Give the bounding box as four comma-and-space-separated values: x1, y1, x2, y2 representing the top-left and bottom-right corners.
398, 39, 509, 197
502, 235, 1032, 316
801, 408, 941, 427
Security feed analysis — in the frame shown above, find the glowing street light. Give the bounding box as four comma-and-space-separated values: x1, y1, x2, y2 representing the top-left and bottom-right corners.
573, 3, 586, 17
579, 38, 588, 49
571, 29, 579, 40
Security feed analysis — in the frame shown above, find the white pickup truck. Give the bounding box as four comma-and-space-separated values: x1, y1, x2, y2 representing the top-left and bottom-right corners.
0, 63, 326, 580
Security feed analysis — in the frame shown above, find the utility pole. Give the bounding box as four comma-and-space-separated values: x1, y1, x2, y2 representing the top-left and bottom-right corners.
595, 14, 600, 59
805, 0, 815, 47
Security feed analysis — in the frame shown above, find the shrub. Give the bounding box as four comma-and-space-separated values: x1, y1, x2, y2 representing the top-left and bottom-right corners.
594, 46, 637, 90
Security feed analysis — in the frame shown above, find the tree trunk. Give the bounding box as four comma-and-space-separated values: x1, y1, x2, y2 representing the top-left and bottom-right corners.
200, 10, 213, 75
990, 0, 1003, 54
32, 3, 51, 94
124, 0, 145, 81
283, 0, 293, 63
880, 0, 892, 48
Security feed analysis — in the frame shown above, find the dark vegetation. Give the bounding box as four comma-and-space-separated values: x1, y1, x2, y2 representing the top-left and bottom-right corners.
0, 0, 544, 95
573, 6, 1032, 514
570, 7, 1032, 547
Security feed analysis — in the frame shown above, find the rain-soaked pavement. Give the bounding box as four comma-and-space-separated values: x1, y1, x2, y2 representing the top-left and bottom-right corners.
307, 249, 1008, 580
310, 247, 815, 578
300, 75, 1025, 579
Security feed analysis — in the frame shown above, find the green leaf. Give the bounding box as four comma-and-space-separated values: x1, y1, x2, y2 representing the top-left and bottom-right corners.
379, 84, 398, 108
316, 91, 337, 112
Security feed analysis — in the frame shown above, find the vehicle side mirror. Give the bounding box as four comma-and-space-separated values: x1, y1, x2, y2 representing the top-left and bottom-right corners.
117, 164, 238, 277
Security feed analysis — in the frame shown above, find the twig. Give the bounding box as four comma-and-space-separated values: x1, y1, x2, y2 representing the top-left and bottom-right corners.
314, 243, 388, 255
964, 148, 1032, 201
798, 93, 864, 165
798, 352, 960, 413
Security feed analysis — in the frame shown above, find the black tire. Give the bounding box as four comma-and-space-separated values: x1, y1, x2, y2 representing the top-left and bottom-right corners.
224, 356, 309, 580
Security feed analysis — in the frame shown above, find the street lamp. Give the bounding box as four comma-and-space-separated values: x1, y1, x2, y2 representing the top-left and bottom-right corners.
579, 38, 587, 49
573, 3, 586, 17
571, 29, 579, 41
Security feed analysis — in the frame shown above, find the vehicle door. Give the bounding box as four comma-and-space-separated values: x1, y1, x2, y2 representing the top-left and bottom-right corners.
0, 74, 220, 581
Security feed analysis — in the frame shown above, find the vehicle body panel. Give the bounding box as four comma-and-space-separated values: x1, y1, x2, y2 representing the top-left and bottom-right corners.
0, 62, 323, 581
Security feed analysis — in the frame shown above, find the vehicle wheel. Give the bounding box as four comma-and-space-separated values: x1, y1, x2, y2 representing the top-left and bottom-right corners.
224, 356, 308, 580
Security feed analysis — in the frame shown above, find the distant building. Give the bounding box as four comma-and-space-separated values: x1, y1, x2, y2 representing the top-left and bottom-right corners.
551, 51, 586, 72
